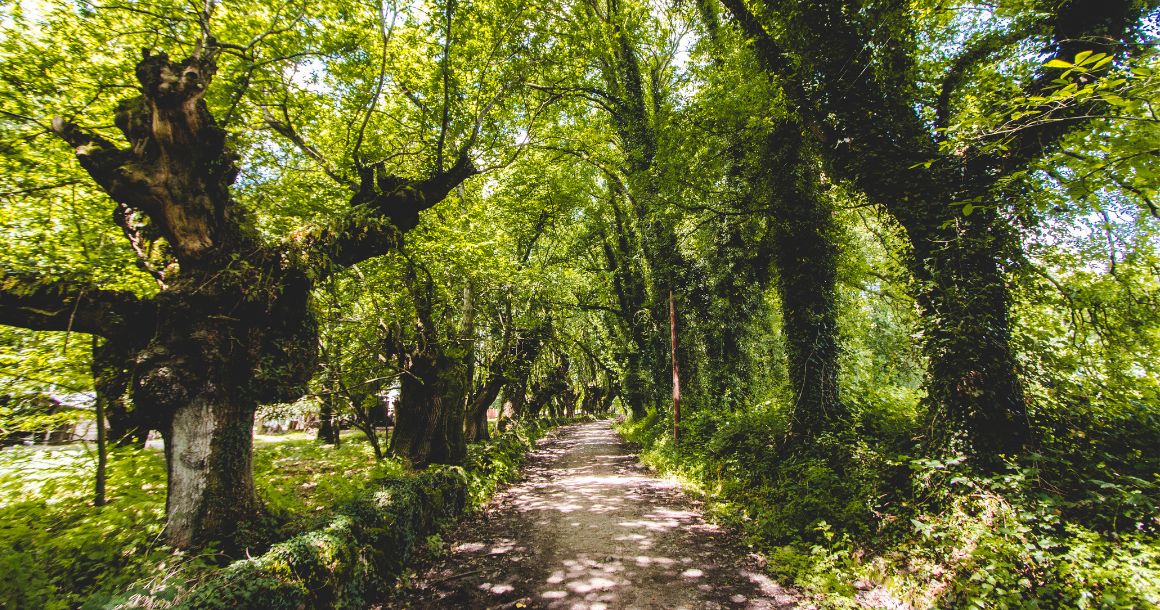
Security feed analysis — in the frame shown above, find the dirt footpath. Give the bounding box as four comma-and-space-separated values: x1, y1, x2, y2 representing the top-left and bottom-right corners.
383, 420, 802, 609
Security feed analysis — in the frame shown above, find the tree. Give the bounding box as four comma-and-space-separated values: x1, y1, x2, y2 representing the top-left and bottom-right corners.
0, 37, 476, 548
717, 0, 1158, 466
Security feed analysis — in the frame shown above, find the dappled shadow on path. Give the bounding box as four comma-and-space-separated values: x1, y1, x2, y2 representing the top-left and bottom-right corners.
383, 421, 803, 609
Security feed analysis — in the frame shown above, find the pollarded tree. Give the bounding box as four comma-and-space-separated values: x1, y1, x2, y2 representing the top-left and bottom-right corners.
0, 0, 545, 547
0, 38, 477, 549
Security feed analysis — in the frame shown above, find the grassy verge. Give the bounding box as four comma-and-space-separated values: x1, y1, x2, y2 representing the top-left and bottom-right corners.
0, 420, 558, 610
618, 410, 1160, 609
158, 419, 559, 609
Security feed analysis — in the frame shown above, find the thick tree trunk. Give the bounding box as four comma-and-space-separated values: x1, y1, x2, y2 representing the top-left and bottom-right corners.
904, 205, 1030, 465
500, 382, 527, 424
390, 351, 467, 466
621, 353, 650, 420
764, 125, 848, 442
526, 363, 568, 420
602, 199, 652, 421
465, 372, 506, 443
464, 398, 490, 443
162, 393, 262, 551
28, 39, 472, 551
721, 0, 1139, 469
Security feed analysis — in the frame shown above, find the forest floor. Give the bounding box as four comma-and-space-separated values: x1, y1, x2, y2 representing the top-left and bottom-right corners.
384, 420, 804, 609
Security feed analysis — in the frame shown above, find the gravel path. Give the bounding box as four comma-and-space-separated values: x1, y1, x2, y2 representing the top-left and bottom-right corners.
383, 420, 802, 609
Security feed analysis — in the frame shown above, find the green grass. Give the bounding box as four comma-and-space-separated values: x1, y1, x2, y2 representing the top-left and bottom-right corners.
0, 432, 402, 610
253, 431, 405, 527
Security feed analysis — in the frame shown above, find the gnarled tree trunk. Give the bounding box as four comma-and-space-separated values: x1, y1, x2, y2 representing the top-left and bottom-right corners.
465, 368, 506, 443
391, 350, 467, 466
16, 40, 477, 549
389, 262, 469, 466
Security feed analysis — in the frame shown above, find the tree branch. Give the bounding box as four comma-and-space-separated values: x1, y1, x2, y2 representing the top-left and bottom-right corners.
936, 24, 1038, 133
0, 268, 154, 338
302, 152, 479, 273
717, 0, 794, 80
984, 0, 1144, 173
264, 105, 356, 188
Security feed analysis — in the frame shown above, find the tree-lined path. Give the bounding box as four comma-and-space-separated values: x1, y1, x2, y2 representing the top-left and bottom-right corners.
386, 420, 800, 609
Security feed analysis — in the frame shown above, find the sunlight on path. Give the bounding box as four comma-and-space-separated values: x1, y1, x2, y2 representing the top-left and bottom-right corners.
384, 420, 804, 609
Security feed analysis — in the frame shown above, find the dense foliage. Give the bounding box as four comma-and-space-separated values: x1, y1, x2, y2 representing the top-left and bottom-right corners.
1, 0, 1157, 607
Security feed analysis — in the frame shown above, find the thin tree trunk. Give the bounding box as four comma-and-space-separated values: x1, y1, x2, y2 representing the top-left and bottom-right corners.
93, 337, 107, 507
670, 290, 681, 445
317, 392, 340, 445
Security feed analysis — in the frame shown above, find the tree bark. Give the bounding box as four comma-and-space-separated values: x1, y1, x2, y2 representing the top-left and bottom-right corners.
900, 199, 1030, 462
24, 41, 475, 549
465, 369, 506, 443
91, 337, 149, 447
390, 350, 467, 466
317, 392, 340, 445
162, 392, 262, 550
389, 262, 468, 466
718, 0, 1145, 467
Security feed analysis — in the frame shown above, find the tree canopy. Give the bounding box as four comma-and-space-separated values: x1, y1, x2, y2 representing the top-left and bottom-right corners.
1, 0, 1158, 606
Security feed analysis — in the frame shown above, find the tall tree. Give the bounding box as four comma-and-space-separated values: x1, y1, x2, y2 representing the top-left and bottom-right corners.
718, 0, 1157, 466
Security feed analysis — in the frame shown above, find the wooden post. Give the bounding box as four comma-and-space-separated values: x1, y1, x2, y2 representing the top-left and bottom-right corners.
670, 290, 680, 446
93, 336, 107, 507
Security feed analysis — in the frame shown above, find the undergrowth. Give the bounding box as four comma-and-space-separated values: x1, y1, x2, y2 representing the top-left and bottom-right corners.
619, 404, 1160, 609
